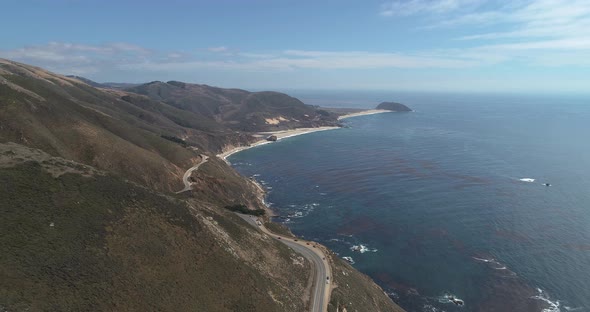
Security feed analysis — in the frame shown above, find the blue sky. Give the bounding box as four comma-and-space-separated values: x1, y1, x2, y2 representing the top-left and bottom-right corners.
1, 0, 589, 93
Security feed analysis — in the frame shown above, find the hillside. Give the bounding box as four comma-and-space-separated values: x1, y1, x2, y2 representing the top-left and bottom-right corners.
376, 102, 412, 112
0, 58, 404, 312
125, 81, 339, 132
0, 143, 311, 311
0, 59, 252, 192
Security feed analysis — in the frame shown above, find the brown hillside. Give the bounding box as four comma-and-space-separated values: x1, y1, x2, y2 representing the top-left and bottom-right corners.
0, 58, 405, 312
125, 80, 340, 132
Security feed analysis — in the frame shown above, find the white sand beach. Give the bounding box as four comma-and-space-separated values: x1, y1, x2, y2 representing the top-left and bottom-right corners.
337, 109, 390, 120
217, 109, 390, 161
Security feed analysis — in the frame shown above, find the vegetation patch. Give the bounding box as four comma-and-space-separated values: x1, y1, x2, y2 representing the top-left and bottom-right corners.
160, 134, 188, 147
0, 160, 308, 312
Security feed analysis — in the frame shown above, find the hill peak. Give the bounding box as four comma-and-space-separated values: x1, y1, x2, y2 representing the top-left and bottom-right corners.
376, 101, 412, 112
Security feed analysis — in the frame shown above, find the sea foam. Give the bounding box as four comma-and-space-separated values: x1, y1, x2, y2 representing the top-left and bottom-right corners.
350, 244, 378, 253
519, 178, 536, 182
532, 288, 561, 312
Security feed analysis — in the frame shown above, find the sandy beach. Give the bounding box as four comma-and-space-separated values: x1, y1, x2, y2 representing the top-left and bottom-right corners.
217, 109, 390, 161
337, 109, 390, 120
217, 126, 340, 161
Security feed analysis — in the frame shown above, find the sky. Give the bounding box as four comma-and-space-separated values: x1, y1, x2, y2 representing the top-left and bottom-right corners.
1, 0, 589, 93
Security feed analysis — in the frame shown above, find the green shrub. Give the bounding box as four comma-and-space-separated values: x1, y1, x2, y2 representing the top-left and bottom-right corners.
160, 135, 187, 147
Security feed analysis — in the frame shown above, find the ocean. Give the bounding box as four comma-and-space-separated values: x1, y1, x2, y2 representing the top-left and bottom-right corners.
228, 92, 590, 312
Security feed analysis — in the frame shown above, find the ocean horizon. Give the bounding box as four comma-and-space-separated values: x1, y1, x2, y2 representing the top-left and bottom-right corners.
228, 92, 590, 312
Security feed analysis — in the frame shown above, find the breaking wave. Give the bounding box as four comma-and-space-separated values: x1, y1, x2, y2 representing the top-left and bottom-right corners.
350, 244, 378, 253
532, 288, 561, 312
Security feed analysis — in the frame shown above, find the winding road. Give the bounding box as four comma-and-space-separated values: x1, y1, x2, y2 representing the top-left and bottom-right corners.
176, 154, 209, 193
180, 154, 332, 310
237, 214, 332, 312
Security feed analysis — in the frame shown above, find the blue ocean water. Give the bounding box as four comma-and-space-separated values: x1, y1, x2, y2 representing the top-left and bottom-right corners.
229, 93, 590, 312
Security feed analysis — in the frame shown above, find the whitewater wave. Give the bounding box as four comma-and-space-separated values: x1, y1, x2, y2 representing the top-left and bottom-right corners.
350, 244, 378, 253
438, 293, 465, 307
472, 256, 516, 276
284, 202, 319, 219
532, 288, 561, 312
519, 178, 536, 182
422, 304, 442, 312
342, 256, 355, 264
288, 211, 304, 218
473, 257, 505, 269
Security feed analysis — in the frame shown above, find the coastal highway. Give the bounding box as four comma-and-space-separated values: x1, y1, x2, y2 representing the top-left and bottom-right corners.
237, 214, 332, 312
176, 154, 209, 193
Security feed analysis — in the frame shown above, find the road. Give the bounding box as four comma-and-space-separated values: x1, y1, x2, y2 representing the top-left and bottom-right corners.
237, 214, 332, 312
175, 154, 209, 193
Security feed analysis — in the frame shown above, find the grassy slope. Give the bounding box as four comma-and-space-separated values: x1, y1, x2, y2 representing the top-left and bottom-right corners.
0, 62, 204, 192
125, 81, 340, 132
0, 146, 311, 312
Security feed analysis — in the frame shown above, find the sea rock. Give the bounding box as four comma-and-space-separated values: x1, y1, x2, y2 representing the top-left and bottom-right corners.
266, 135, 278, 142
376, 102, 412, 112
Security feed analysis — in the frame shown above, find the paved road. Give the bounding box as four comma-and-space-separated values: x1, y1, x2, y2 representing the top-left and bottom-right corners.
237, 214, 331, 312
176, 154, 209, 193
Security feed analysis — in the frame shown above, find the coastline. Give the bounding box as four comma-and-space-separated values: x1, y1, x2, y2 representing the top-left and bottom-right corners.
217, 126, 340, 161
217, 109, 390, 161
221, 107, 404, 311
337, 109, 390, 120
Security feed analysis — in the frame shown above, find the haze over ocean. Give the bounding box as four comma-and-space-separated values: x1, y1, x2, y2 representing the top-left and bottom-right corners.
229, 92, 590, 312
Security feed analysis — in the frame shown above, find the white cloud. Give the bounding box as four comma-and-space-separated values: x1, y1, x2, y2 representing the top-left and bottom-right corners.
2, 31, 590, 82
424, 0, 590, 41
380, 0, 482, 16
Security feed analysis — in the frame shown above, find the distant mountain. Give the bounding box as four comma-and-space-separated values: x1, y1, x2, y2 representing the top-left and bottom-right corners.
377, 101, 412, 111
125, 81, 339, 132
66, 75, 105, 88
66, 75, 142, 90
101, 82, 142, 89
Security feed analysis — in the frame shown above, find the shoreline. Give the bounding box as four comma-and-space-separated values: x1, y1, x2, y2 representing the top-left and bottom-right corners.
221, 108, 393, 311
337, 109, 390, 120
217, 126, 340, 161
217, 109, 390, 161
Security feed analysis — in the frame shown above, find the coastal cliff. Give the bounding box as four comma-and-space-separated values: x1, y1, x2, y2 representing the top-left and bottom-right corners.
0, 58, 404, 312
